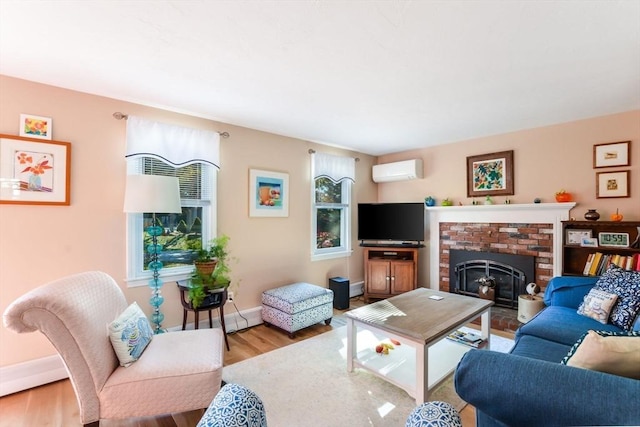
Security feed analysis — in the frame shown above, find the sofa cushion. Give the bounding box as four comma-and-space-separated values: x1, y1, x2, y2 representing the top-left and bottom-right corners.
577, 288, 618, 324
510, 334, 571, 363
543, 276, 599, 308
108, 302, 154, 367
561, 330, 640, 379
591, 265, 640, 331
516, 306, 623, 346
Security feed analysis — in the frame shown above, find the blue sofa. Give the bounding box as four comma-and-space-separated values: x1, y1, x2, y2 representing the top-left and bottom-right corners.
454, 276, 640, 427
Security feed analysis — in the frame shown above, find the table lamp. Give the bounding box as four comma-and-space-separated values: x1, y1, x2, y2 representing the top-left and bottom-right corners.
123, 174, 182, 333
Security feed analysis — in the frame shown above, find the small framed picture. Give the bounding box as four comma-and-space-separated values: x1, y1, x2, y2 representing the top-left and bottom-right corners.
566, 229, 592, 245
19, 114, 52, 140
248, 169, 289, 217
0, 134, 71, 205
580, 237, 598, 248
593, 141, 630, 168
596, 170, 630, 198
598, 232, 630, 248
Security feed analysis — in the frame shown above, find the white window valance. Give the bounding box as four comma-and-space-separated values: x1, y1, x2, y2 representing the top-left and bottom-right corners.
312, 152, 355, 183
125, 115, 220, 168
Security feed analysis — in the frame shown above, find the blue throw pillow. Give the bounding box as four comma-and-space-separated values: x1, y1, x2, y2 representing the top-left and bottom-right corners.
590, 265, 640, 331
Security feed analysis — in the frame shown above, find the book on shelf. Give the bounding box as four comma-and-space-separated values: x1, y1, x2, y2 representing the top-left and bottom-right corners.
582, 252, 640, 276
582, 253, 595, 275
446, 330, 485, 348
588, 252, 603, 276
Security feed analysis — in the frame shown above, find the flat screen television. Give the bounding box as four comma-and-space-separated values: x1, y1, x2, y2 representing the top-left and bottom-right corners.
357, 202, 425, 244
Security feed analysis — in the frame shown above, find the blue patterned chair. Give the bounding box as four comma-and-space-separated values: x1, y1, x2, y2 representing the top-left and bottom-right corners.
405, 401, 462, 427
197, 383, 267, 427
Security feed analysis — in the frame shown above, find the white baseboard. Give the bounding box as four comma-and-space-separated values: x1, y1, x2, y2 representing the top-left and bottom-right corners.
350, 280, 364, 298
0, 355, 68, 397
1, 306, 264, 397
173, 305, 264, 332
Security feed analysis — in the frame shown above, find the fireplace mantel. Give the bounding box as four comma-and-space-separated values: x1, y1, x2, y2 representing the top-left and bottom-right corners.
425, 203, 576, 289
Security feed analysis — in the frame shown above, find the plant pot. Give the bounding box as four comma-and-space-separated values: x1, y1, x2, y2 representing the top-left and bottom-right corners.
194, 260, 217, 276
479, 287, 495, 301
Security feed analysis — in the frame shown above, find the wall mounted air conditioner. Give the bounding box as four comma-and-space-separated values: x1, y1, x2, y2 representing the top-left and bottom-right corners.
372, 159, 423, 183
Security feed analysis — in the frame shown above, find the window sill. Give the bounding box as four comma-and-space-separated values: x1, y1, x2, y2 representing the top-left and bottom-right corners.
125, 268, 193, 288
311, 250, 352, 262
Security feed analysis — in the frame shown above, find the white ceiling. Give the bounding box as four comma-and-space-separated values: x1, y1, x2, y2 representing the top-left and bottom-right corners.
1, 1, 639, 156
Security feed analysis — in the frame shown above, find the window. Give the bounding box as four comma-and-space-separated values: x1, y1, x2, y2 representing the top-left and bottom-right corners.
311, 152, 355, 260
124, 115, 220, 286
126, 158, 216, 285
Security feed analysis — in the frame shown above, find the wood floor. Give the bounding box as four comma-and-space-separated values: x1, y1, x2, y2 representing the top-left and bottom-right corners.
0, 296, 511, 427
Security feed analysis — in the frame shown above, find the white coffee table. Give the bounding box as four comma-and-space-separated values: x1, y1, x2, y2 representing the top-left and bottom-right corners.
345, 288, 493, 404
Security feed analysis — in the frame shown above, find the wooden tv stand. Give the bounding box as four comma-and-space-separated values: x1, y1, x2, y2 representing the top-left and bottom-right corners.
363, 246, 419, 302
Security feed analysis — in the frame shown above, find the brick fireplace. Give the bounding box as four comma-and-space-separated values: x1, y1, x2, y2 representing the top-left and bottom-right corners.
425, 203, 575, 331
442, 223, 552, 294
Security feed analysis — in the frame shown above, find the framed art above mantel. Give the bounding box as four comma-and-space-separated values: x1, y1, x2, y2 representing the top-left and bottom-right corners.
466, 150, 514, 197
0, 134, 71, 205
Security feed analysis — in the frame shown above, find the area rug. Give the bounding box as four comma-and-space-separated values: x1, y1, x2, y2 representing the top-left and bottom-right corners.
222, 326, 513, 427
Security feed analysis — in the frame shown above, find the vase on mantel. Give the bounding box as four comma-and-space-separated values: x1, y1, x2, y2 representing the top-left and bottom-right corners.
584, 209, 600, 221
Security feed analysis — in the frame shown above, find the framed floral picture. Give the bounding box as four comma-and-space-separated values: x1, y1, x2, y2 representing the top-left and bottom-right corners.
0, 134, 71, 205
19, 114, 52, 140
466, 150, 514, 197
249, 169, 289, 217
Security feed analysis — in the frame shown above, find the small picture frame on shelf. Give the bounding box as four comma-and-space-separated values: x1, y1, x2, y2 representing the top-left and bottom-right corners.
580, 237, 598, 248
566, 229, 592, 245
598, 232, 630, 248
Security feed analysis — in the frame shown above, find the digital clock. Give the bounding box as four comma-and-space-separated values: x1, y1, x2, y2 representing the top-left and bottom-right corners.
598, 232, 630, 248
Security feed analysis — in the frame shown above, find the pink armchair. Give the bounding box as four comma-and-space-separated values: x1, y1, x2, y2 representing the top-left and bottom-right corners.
3, 271, 224, 426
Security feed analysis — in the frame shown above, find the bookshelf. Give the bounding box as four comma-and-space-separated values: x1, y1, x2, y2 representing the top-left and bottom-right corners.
562, 221, 640, 276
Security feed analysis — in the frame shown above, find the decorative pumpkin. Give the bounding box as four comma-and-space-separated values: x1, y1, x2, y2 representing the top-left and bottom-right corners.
611, 209, 623, 222
441, 198, 453, 206
555, 190, 572, 203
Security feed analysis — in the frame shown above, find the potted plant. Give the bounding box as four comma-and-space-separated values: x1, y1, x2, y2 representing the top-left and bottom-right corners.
189, 235, 232, 308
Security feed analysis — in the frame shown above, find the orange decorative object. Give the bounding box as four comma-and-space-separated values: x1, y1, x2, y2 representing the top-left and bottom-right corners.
555, 192, 572, 202
611, 209, 623, 222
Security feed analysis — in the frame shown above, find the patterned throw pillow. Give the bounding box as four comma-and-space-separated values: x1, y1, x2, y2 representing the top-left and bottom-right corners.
108, 302, 154, 367
577, 289, 618, 324
560, 330, 640, 379
590, 265, 640, 331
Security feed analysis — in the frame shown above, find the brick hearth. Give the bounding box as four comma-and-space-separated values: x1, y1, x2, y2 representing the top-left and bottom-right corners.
471, 306, 521, 333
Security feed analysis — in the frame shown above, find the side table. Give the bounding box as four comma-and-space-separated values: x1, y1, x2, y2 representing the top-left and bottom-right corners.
177, 283, 230, 351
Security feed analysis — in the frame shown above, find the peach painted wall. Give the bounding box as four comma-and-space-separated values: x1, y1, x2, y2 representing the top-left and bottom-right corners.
0, 75, 376, 368
377, 110, 640, 285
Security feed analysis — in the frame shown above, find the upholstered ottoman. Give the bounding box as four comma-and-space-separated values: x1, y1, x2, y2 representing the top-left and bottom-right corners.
262, 282, 333, 338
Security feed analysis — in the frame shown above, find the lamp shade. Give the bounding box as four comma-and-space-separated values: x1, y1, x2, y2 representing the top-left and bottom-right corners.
123, 175, 182, 214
